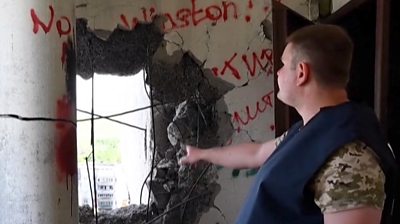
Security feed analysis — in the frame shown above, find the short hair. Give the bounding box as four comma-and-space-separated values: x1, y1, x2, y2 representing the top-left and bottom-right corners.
286, 24, 353, 88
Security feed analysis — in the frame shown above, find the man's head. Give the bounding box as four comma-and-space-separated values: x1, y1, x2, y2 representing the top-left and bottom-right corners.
277, 24, 353, 106
287, 24, 354, 88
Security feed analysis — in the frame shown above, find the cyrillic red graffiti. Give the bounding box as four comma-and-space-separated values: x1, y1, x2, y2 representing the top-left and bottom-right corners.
242, 49, 273, 77
31, 5, 72, 37
212, 53, 241, 80
232, 90, 273, 132
213, 48, 273, 80
120, 0, 239, 32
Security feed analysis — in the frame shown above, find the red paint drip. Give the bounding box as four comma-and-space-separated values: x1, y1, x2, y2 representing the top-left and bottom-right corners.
55, 96, 77, 183
248, 0, 254, 9
245, 15, 251, 22
61, 42, 69, 66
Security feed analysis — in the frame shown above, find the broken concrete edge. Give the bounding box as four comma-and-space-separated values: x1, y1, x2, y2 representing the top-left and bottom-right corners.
76, 16, 235, 224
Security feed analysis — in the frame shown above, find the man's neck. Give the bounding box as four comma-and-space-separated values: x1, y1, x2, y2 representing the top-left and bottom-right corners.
296, 89, 349, 125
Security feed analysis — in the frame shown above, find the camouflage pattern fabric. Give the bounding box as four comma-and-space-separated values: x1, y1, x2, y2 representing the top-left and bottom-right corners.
312, 140, 386, 213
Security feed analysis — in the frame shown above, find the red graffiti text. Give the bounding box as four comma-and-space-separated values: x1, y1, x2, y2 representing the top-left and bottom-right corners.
212, 48, 273, 80
30, 6, 73, 65
31, 5, 72, 37
232, 90, 274, 132
120, 0, 239, 32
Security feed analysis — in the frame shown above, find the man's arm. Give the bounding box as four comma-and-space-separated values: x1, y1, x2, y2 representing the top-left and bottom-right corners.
313, 141, 386, 224
179, 139, 277, 169
324, 207, 382, 224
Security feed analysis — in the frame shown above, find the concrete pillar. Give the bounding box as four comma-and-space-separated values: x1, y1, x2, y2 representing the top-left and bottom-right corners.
0, 1, 78, 224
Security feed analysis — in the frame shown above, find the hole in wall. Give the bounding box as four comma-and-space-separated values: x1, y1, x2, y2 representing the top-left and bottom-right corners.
76, 18, 235, 224
76, 71, 151, 212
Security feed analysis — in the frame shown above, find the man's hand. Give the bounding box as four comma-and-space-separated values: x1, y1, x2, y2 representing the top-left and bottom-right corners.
177, 139, 277, 169
179, 145, 203, 165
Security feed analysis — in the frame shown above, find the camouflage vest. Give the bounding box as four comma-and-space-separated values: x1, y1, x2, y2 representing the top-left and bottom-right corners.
236, 102, 397, 224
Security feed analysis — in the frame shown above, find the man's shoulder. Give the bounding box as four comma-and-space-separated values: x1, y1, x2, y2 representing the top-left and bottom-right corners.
313, 140, 386, 213
323, 140, 380, 171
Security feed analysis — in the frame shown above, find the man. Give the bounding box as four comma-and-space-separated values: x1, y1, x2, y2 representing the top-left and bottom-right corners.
180, 24, 397, 224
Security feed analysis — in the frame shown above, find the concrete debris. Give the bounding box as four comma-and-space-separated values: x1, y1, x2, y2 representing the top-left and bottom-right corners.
79, 204, 147, 224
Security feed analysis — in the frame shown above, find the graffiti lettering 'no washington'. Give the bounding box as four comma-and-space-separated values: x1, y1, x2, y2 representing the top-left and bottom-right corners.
31, 5, 72, 37
121, 0, 244, 32
30, 5, 73, 66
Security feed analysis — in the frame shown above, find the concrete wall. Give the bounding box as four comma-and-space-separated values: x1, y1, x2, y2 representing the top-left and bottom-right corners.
76, 0, 274, 223
280, 0, 352, 21
0, 1, 78, 223
332, 0, 352, 13
280, 0, 319, 20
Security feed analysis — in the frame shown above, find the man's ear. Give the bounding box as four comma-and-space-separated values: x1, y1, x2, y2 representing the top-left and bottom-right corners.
296, 62, 310, 86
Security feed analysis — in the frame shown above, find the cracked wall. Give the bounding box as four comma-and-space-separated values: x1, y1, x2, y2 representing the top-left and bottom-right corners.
76, 0, 275, 223
1, 2, 78, 223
